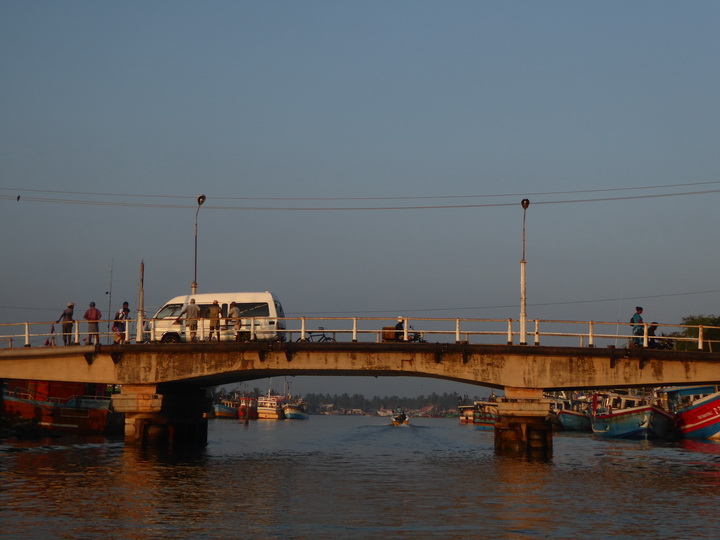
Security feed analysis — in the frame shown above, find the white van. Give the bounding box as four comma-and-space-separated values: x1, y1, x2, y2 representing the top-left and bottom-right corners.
150, 291, 286, 343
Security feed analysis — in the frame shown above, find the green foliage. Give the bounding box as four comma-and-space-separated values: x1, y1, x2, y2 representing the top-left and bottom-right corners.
675, 315, 720, 352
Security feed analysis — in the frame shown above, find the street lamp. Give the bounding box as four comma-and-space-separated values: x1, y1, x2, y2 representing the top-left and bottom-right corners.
192, 194, 206, 294
520, 199, 530, 345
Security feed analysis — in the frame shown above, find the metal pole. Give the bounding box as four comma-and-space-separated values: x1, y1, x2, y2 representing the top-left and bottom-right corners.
520, 199, 530, 345
192, 195, 206, 294
136, 260, 145, 344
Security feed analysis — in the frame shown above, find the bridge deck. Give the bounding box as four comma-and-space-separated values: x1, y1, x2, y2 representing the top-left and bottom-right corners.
2, 341, 719, 391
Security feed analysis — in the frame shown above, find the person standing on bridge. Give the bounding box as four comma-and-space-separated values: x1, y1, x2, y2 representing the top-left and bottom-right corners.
113, 302, 130, 344
207, 299, 222, 342
83, 302, 102, 345
227, 301, 242, 342
56, 302, 75, 346
631, 306, 644, 347
177, 298, 199, 342
395, 317, 405, 341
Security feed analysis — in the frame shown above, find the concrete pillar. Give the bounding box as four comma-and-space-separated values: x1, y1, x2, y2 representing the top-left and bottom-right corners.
111, 384, 210, 447
494, 387, 553, 459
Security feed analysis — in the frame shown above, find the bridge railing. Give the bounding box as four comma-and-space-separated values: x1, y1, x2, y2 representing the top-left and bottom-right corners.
1, 316, 719, 352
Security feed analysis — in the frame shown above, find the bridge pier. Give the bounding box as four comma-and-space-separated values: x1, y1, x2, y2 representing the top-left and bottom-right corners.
111, 385, 210, 447
494, 387, 553, 459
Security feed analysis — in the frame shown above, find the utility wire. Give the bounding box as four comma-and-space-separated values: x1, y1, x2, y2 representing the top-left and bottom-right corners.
3, 188, 720, 211
2, 179, 720, 202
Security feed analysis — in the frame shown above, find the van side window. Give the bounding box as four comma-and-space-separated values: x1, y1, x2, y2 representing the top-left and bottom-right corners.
155, 303, 183, 318
275, 301, 285, 318
236, 302, 270, 317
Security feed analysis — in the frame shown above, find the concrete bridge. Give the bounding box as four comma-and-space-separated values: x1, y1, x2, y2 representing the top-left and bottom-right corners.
3, 339, 720, 455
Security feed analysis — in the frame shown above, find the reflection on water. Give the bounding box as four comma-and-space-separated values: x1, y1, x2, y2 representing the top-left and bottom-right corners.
3, 417, 720, 538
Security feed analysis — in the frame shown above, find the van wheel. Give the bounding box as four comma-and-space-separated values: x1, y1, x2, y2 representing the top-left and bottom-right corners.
161, 334, 181, 343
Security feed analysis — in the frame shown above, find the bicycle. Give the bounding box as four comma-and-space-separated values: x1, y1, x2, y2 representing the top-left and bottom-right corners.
296, 327, 336, 342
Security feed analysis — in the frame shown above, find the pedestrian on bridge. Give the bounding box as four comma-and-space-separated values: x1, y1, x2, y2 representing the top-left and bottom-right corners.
56, 302, 75, 346
83, 302, 102, 345
207, 300, 222, 342
177, 298, 199, 342
227, 301, 242, 342
113, 302, 130, 344
631, 306, 644, 347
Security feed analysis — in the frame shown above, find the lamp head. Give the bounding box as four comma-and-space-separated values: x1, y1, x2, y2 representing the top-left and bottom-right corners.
521, 199, 530, 209
197, 194, 206, 206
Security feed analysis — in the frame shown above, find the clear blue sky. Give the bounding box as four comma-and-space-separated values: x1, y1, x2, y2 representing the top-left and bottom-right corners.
2, 2, 720, 397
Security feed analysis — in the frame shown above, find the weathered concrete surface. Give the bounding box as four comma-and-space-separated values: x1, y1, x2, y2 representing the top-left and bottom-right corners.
2, 341, 720, 391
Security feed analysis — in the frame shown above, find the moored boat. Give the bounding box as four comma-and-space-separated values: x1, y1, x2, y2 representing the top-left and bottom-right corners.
459, 403, 475, 424
557, 409, 592, 432
659, 385, 720, 439
257, 390, 286, 419
2, 379, 123, 435
590, 391, 676, 440
237, 395, 259, 420
473, 401, 499, 431
283, 399, 309, 420
213, 398, 240, 419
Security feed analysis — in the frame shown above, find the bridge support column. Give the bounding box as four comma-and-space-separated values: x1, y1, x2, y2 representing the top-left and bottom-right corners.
111, 385, 210, 447
494, 387, 553, 459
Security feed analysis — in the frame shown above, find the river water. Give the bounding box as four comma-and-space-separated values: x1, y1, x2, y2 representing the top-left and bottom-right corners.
2, 416, 720, 539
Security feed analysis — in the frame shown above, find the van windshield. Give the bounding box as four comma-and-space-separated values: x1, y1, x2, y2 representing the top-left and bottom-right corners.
155, 303, 183, 318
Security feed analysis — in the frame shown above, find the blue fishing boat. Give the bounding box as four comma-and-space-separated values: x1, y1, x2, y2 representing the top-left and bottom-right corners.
557, 409, 592, 432
283, 399, 309, 420
590, 392, 676, 439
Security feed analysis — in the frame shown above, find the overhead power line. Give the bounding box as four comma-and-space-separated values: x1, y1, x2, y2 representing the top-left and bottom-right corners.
3, 186, 720, 211
2, 179, 720, 201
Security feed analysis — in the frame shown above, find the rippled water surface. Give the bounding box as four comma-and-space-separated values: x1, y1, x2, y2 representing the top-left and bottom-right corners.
3, 416, 720, 538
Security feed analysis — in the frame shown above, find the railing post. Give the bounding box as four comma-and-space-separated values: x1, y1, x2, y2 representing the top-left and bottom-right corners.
403, 318, 408, 341
533, 320, 539, 346
352, 317, 358, 342
250, 318, 255, 341
151, 319, 156, 342
125, 319, 131, 344
24, 322, 30, 347
75, 322, 80, 345
455, 319, 461, 343
643, 323, 649, 348
698, 325, 704, 351
507, 319, 513, 345
301, 317, 307, 341
588, 321, 594, 348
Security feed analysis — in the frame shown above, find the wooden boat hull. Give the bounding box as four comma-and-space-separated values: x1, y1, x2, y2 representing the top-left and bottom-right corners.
592, 405, 675, 439
283, 403, 309, 420
2, 392, 121, 435
674, 391, 720, 439
557, 409, 592, 432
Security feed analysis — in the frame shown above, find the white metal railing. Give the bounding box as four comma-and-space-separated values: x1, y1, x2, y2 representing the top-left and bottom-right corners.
0, 316, 718, 351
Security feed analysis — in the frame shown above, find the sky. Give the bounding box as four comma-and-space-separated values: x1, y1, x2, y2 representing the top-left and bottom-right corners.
2, 1, 720, 398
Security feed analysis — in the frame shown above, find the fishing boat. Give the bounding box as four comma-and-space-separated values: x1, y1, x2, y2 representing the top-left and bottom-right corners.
283, 399, 309, 420
257, 389, 286, 420
473, 401, 499, 431
590, 391, 676, 440
1, 379, 123, 435
458, 403, 475, 424
391, 409, 409, 426
557, 408, 592, 432
554, 394, 592, 432
659, 385, 720, 439
213, 398, 240, 419
237, 395, 258, 420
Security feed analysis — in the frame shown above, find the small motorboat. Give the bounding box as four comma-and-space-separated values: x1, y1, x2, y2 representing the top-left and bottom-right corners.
391, 409, 409, 426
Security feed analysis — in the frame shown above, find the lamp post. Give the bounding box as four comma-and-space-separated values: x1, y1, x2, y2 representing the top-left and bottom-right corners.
520, 199, 530, 345
192, 194, 206, 294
